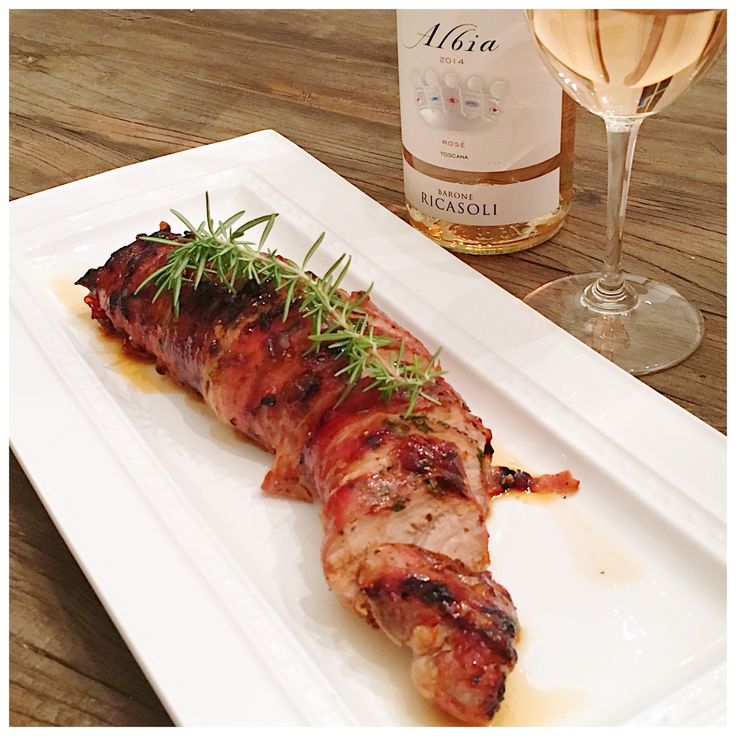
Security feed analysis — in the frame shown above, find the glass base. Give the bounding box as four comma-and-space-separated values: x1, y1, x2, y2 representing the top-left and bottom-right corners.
523, 273, 704, 375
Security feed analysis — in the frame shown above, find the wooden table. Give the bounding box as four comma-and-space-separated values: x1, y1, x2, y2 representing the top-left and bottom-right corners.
9, 10, 726, 727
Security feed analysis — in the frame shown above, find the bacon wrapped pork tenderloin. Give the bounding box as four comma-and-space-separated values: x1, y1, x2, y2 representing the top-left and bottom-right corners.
77, 224, 577, 724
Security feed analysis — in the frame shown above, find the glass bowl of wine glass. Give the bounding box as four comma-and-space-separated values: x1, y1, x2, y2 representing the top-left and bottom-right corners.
524, 9, 726, 375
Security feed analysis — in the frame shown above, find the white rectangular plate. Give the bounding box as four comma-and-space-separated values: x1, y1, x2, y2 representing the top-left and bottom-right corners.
10, 130, 726, 726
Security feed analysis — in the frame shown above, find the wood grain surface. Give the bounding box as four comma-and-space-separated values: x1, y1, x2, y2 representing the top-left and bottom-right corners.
9, 9, 726, 727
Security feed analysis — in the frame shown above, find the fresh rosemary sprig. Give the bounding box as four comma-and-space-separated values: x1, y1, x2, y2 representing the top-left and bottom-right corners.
135, 194, 444, 415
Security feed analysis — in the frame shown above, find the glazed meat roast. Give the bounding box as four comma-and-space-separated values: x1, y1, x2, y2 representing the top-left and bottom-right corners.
77, 223, 578, 724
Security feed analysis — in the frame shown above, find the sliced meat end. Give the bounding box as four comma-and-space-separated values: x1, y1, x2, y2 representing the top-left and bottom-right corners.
359, 543, 518, 725
322, 479, 489, 613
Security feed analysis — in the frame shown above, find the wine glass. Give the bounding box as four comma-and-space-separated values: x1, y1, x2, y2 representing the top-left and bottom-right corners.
523, 9, 726, 374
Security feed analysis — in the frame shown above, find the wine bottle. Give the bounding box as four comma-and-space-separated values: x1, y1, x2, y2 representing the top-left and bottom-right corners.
397, 9, 575, 254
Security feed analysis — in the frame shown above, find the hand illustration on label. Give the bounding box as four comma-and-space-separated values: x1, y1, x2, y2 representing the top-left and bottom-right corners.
412, 69, 509, 131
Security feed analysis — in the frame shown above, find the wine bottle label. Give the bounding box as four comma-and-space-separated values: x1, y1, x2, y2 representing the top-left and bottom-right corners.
402, 161, 561, 226
397, 9, 563, 225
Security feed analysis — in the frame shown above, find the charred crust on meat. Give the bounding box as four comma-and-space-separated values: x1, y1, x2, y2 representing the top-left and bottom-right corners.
498, 467, 533, 492
484, 439, 494, 456
290, 371, 321, 403
75, 267, 99, 290
477, 627, 517, 662
257, 301, 286, 331
364, 434, 381, 449
243, 280, 260, 297
400, 575, 457, 605
260, 394, 277, 407
363, 431, 386, 449
120, 292, 133, 320
186, 279, 222, 315
121, 251, 146, 283
108, 287, 133, 319
220, 291, 254, 328
108, 288, 122, 311
480, 606, 518, 638
486, 682, 506, 718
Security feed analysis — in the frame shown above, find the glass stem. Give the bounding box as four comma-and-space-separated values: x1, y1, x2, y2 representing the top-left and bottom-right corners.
586, 116, 642, 311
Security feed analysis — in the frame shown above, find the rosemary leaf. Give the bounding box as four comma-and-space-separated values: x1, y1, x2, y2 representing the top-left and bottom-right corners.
134, 194, 444, 416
